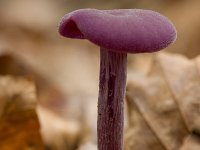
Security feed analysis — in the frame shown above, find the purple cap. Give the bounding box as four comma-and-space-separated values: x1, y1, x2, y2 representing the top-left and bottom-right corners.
59, 9, 177, 53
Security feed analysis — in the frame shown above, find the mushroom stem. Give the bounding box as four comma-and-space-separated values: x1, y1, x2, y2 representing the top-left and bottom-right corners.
98, 48, 127, 150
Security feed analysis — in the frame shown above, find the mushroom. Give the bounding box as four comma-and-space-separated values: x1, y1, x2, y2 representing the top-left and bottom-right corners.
59, 9, 176, 150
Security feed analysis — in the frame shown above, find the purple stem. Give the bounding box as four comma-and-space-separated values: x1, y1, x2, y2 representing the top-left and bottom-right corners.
98, 48, 127, 150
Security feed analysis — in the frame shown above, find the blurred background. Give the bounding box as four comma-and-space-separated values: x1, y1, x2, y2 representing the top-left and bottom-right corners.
0, 0, 200, 150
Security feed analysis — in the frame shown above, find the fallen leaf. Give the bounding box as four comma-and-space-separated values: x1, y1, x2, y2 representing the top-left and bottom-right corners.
38, 106, 82, 150
126, 52, 200, 150
180, 135, 200, 150
0, 76, 44, 150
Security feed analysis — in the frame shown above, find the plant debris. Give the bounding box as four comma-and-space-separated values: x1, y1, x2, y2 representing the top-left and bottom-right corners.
126, 52, 200, 150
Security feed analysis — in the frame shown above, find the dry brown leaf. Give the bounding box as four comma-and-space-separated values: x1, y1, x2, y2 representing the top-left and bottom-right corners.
0, 76, 44, 150
125, 91, 165, 150
156, 53, 200, 132
180, 135, 200, 150
38, 106, 82, 150
0, 53, 67, 114
0, 52, 96, 150
125, 52, 200, 150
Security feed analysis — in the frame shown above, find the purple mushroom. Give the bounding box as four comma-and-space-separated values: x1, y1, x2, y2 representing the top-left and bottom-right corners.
59, 9, 176, 150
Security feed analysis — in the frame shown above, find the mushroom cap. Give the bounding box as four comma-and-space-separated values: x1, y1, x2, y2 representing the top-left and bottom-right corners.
59, 9, 177, 53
